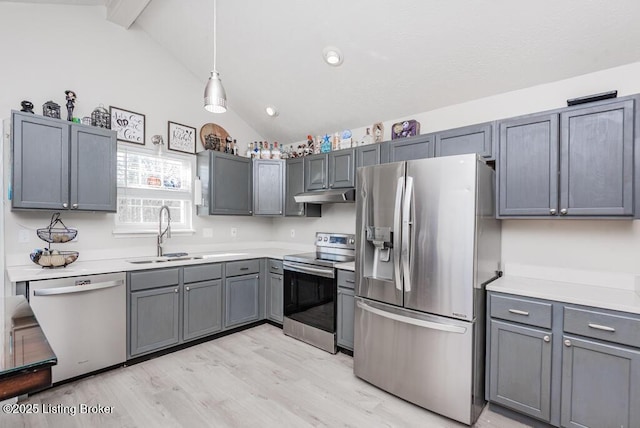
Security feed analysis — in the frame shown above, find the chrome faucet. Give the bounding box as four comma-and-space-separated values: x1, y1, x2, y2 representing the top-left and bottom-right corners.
157, 205, 171, 257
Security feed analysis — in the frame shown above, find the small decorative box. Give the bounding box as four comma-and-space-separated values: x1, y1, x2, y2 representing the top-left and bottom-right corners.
391, 119, 420, 139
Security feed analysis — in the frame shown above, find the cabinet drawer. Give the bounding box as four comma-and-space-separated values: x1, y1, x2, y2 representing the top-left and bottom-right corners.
564, 306, 640, 348
337, 270, 356, 289
269, 259, 283, 275
129, 268, 180, 292
225, 259, 260, 277
184, 263, 222, 283
490, 294, 552, 329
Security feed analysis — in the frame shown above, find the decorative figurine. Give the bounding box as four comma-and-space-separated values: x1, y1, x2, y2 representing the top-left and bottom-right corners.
320, 134, 332, 153
43, 101, 61, 119
373, 122, 384, 143
65, 90, 77, 121
391, 119, 420, 139
341, 129, 352, 149
91, 104, 110, 128
20, 100, 34, 114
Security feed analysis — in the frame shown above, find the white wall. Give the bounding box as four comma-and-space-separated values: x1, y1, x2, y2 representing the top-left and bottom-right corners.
0, 3, 271, 266
276, 61, 640, 279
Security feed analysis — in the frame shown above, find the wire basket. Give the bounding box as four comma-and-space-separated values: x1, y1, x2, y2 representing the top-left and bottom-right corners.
30, 250, 79, 268
36, 213, 77, 243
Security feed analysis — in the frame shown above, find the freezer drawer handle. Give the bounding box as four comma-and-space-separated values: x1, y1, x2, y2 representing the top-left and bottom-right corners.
357, 301, 467, 334
33, 279, 124, 296
508, 309, 529, 316
588, 323, 616, 332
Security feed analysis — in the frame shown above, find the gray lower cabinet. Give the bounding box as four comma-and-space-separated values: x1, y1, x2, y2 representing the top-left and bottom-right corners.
253, 159, 284, 216
434, 122, 494, 159
12, 110, 117, 211
267, 272, 283, 323
383, 134, 434, 163
337, 270, 355, 350
498, 98, 635, 218
129, 285, 180, 358
183, 279, 223, 341
561, 335, 640, 428
285, 157, 321, 217
197, 151, 253, 215
225, 260, 260, 328
489, 320, 552, 422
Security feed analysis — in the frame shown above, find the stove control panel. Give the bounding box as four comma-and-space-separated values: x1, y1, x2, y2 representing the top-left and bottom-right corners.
315, 232, 356, 250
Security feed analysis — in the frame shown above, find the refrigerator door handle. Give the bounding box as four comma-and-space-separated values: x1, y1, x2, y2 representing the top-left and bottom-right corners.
393, 176, 404, 291
356, 300, 467, 334
402, 176, 414, 292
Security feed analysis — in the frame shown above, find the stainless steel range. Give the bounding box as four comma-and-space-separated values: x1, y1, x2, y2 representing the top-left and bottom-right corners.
283, 232, 356, 354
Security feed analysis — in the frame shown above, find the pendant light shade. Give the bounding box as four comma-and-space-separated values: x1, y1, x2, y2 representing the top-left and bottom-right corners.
204, 71, 227, 113
204, 0, 227, 113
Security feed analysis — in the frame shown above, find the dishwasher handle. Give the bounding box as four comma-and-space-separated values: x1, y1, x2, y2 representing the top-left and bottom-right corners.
33, 279, 124, 296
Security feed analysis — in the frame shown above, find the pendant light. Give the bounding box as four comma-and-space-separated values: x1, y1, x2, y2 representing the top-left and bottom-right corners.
204, 0, 227, 113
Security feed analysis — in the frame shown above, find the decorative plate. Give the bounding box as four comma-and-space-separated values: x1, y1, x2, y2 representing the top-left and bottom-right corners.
200, 123, 229, 151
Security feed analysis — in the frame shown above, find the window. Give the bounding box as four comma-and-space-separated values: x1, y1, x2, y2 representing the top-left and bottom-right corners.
115, 146, 194, 234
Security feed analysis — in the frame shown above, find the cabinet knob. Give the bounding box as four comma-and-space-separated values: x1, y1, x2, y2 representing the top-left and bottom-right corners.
550, 209, 556, 215
186, 286, 190, 291
62, 203, 69, 208
174, 288, 179, 293
72, 203, 78, 209
564, 339, 571, 347
543, 335, 550, 342
560, 208, 568, 215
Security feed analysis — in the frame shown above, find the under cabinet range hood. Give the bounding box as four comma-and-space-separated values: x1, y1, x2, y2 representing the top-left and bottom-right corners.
294, 188, 355, 204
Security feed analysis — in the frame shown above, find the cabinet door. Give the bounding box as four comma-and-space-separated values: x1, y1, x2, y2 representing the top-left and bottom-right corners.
304, 154, 328, 190
387, 134, 434, 162
130, 286, 180, 357
498, 114, 559, 217
210, 152, 253, 215
489, 320, 552, 422
561, 335, 640, 428
559, 100, 634, 216
12, 112, 70, 210
285, 158, 305, 216
329, 149, 355, 188
253, 159, 284, 216
225, 273, 260, 328
355, 144, 381, 168
337, 287, 355, 350
183, 279, 222, 341
267, 273, 283, 323
434, 122, 493, 159
70, 125, 117, 212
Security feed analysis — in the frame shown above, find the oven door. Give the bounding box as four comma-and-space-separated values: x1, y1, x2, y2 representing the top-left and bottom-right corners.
283, 261, 336, 333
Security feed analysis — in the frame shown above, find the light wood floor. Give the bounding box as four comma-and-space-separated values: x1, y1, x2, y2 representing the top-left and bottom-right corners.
5, 324, 533, 427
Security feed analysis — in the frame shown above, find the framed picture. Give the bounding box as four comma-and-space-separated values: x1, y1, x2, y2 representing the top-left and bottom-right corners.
110, 106, 145, 145
168, 121, 197, 154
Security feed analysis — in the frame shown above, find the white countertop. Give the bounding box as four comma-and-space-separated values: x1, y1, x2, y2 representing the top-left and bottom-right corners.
487, 275, 640, 315
6, 248, 300, 283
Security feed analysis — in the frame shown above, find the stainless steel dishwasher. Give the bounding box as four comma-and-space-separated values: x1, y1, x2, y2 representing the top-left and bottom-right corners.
28, 272, 126, 383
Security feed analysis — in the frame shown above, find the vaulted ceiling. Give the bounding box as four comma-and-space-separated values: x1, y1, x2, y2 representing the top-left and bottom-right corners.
8, 0, 640, 143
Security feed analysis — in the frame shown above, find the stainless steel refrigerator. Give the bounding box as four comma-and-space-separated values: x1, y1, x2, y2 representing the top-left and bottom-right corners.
354, 153, 501, 425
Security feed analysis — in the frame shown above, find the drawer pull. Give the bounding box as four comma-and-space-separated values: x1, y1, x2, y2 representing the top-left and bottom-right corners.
508, 309, 530, 316
240, 267, 249, 271
345, 279, 355, 283
588, 323, 616, 332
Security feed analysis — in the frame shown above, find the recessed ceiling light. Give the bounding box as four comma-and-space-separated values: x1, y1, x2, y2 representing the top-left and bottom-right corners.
323, 46, 343, 66
265, 105, 279, 117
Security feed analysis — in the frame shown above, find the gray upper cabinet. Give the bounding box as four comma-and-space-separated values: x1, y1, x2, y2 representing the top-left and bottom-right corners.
304, 153, 329, 190
498, 113, 559, 217
383, 134, 434, 163
284, 158, 320, 217
328, 149, 355, 188
498, 99, 635, 218
561, 335, 640, 428
355, 144, 381, 168
11, 111, 116, 211
489, 320, 552, 422
198, 151, 253, 215
253, 159, 284, 216
434, 122, 494, 159
559, 100, 634, 217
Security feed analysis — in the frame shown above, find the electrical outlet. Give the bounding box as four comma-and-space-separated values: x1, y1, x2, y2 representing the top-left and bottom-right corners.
290, 229, 295, 238
231, 227, 237, 238
18, 228, 30, 243
203, 228, 213, 238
